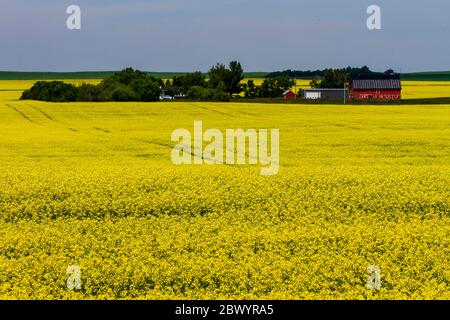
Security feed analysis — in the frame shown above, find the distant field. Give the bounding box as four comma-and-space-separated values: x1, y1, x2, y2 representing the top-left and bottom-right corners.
0, 79, 101, 91
0, 71, 118, 80
402, 81, 450, 99
3, 70, 450, 81
0, 71, 191, 80
0, 71, 269, 80
0, 80, 102, 102
0, 81, 449, 299
401, 71, 450, 81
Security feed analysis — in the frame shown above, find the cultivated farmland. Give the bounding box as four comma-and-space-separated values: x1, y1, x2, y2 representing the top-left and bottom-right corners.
0, 82, 449, 299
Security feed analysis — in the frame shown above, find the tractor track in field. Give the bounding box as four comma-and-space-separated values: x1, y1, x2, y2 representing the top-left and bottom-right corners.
4, 103, 39, 125
93, 127, 110, 133
29, 104, 80, 133
189, 103, 235, 117
5, 103, 82, 133
133, 137, 257, 167
30, 105, 56, 121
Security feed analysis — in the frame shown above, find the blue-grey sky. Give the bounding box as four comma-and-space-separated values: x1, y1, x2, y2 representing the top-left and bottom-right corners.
1, 0, 449, 72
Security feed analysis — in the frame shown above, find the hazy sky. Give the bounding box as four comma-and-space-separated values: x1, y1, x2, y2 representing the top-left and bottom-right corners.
1, 0, 449, 72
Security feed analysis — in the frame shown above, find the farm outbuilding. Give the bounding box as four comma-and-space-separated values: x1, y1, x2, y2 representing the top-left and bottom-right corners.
282, 90, 296, 100
349, 74, 402, 101
302, 88, 348, 100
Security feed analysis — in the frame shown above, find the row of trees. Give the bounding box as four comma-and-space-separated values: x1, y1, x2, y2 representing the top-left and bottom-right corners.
243, 77, 295, 98
266, 66, 378, 79
21, 68, 163, 102
166, 63, 296, 99
19, 68, 343, 102
309, 69, 349, 89
163, 61, 244, 101
308, 68, 396, 89
21, 62, 245, 102
21, 64, 390, 102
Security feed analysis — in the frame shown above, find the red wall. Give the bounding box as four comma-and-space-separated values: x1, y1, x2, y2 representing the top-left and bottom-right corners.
350, 90, 401, 101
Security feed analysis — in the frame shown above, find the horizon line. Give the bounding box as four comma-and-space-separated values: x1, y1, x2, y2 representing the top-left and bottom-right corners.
1, 69, 450, 75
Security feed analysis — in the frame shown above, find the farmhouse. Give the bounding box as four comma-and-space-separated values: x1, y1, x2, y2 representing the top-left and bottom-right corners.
302, 88, 348, 100
159, 94, 173, 100
282, 90, 296, 100
349, 74, 401, 101
159, 87, 186, 100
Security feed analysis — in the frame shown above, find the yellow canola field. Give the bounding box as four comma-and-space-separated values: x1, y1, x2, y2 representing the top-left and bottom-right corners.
0, 79, 101, 91
401, 81, 450, 99
0, 82, 449, 299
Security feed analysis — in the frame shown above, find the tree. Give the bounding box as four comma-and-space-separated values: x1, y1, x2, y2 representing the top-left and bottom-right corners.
243, 80, 257, 98
77, 83, 102, 102
110, 84, 138, 102
310, 69, 349, 89
133, 78, 161, 102
99, 68, 161, 102
360, 65, 371, 75
187, 86, 230, 102
228, 61, 244, 94
172, 76, 183, 87
181, 71, 206, 90
260, 79, 279, 98
21, 81, 77, 102
274, 76, 295, 91
208, 63, 228, 90
310, 75, 321, 89
320, 69, 348, 88
208, 61, 244, 95
107, 67, 146, 86
257, 77, 295, 98
21, 68, 162, 102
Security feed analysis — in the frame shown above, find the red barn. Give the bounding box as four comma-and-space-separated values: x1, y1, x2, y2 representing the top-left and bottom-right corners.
349, 74, 401, 101
282, 90, 296, 100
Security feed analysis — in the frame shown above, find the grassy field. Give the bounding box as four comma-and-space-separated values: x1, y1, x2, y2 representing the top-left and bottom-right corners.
401, 71, 450, 81
0, 82, 449, 299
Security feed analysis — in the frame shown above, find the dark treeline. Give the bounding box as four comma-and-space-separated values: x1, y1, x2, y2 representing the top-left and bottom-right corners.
243, 77, 295, 98
20, 61, 303, 102
20, 62, 246, 102
20, 63, 400, 102
21, 68, 163, 102
166, 61, 244, 101
267, 66, 390, 79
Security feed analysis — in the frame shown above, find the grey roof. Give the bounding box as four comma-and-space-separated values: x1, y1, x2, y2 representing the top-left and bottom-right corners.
303, 88, 347, 91
352, 79, 401, 90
